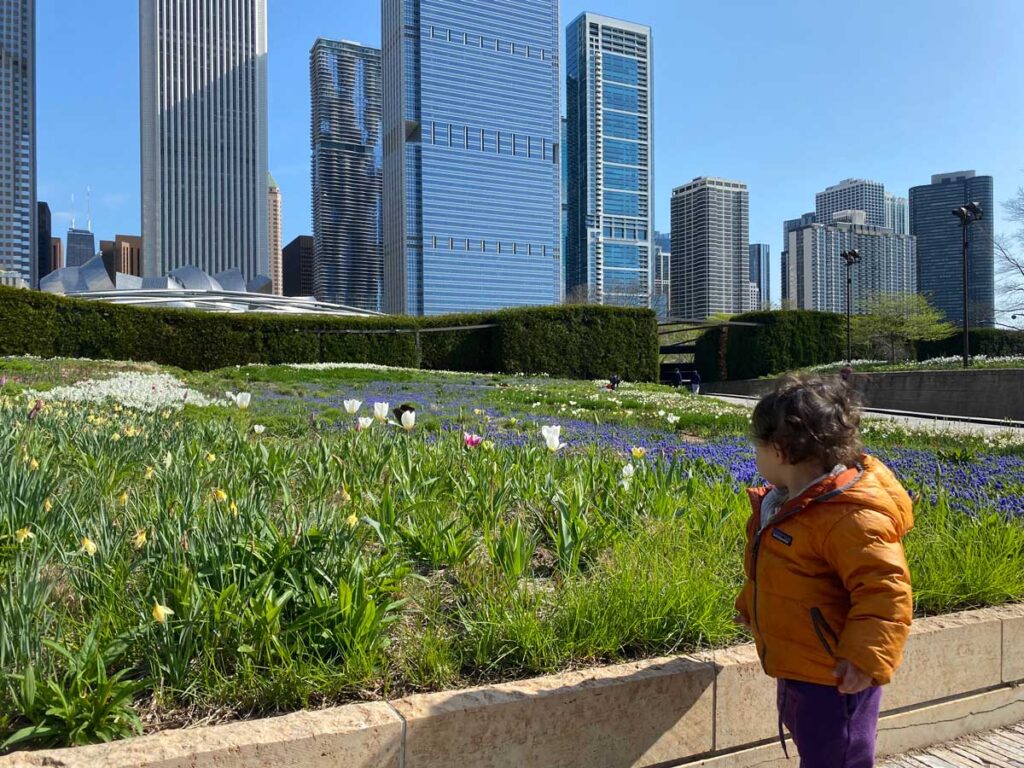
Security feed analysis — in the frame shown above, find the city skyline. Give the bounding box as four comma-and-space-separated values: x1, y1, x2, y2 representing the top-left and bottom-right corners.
31, 0, 1024, 313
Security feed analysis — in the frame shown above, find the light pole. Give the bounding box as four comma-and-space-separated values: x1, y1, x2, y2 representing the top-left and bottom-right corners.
841, 249, 861, 363
952, 202, 983, 369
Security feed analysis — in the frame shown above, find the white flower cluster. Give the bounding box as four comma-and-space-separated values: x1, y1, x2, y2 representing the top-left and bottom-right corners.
805, 360, 886, 373
282, 362, 478, 377
27, 373, 226, 412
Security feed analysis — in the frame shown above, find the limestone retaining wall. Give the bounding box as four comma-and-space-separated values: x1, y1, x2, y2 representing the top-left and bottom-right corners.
4, 605, 1023, 768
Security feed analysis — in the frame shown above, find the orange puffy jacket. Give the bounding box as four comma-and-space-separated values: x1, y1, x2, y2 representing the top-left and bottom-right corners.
735, 455, 914, 686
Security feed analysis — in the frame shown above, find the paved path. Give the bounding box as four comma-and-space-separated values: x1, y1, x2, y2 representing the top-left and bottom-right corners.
709, 394, 1024, 437
882, 721, 1024, 766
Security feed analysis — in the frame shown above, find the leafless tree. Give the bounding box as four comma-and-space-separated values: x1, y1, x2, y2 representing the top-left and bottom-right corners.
997, 187, 1024, 324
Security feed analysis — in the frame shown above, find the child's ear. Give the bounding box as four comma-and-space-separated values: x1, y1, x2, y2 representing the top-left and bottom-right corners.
772, 443, 787, 465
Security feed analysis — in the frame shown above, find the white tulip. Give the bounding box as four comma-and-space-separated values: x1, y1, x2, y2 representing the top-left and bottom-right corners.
226, 391, 251, 409
667, 414, 680, 426
343, 399, 362, 414
540, 425, 565, 452
621, 463, 635, 490
373, 402, 389, 421
357, 417, 374, 431
401, 410, 416, 431
252, 424, 266, 435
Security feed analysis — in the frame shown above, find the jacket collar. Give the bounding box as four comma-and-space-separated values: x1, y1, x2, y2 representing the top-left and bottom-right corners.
748, 462, 866, 526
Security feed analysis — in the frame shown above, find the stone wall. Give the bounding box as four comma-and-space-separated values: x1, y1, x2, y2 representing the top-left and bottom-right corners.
707, 369, 1024, 422
5, 605, 1023, 768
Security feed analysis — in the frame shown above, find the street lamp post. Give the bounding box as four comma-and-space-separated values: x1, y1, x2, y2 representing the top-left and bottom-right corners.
840, 249, 861, 363
952, 202, 984, 369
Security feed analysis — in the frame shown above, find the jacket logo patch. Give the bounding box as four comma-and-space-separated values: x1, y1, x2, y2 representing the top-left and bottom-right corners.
772, 529, 793, 546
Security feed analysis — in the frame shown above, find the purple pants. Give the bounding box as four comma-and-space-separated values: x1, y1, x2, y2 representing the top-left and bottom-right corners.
778, 679, 883, 768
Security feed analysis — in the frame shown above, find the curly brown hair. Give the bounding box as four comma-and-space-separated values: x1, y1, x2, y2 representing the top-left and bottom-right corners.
751, 375, 863, 468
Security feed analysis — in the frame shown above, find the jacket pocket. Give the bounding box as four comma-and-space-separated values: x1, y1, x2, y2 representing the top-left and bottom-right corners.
810, 607, 840, 658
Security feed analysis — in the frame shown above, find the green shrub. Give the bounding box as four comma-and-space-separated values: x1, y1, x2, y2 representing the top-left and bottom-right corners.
694, 311, 845, 381
0, 287, 658, 380
916, 328, 1024, 361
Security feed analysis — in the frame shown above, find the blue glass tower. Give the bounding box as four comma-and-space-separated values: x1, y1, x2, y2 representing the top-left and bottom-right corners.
382, 0, 561, 316
910, 171, 995, 327
566, 13, 653, 307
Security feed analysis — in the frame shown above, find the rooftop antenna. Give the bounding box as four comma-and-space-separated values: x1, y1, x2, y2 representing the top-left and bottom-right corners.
71, 193, 76, 230
86, 186, 92, 232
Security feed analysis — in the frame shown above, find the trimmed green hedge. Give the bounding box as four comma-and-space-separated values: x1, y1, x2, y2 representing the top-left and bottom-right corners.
916, 328, 1024, 361
0, 287, 658, 381
694, 311, 845, 381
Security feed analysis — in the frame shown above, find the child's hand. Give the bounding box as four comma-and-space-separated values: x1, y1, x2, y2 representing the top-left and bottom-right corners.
833, 660, 872, 694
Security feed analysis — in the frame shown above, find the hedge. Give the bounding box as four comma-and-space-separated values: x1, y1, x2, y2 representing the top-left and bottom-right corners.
916, 328, 1024, 361
0, 287, 658, 381
694, 310, 845, 382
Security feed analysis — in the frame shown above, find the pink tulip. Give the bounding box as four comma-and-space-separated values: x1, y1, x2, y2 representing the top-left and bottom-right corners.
464, 433, 483, 449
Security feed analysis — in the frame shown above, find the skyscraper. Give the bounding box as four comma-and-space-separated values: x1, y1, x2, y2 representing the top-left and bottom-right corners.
0, 0, 35, 287
282, 235, 315, 297
749, 243, 770, 308
50, 237, 63, 271
268, 174, 282, 295
910, 171, 995, 327
66, 226, 96, 268
37, 202, 51, 279
140, 0, 269, 281
565, 13, 653, 307
785, 211, 916, 314
671, 177, 750, 320
382, 0, 561, 315
884, 192, 909, 236
780, 212, 815, 307
311, 39, 382, 311
652, 235, 670, 318
816, 179, 885, 228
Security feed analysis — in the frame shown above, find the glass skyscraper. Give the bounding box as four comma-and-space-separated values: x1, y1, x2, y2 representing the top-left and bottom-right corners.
565, 13, 652, 307
311, 39, 382, 311
816, 179, 885, 229
910, 170, 995, 327
66, 227, 96, 268
382, 0, 561, 316
749, 243, 770, 308
0, 0, 35, 286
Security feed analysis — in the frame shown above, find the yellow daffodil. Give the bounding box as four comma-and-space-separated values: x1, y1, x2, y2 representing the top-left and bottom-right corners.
43, 497, 52, 513
144, 466, 156, 480
340, 486, 352, 504
28, 458, 39, 471
229, 501, 238, 516
346, 513, 359, 529
631, 446, 647, 460
16, 527, 34, 543
80, 536, 98, 556
205, 452, 216, 463
132, 529, 147, 550
151, 600, 174, 624
111, 432, 121, 442
117, 491, 129, 507
212, 488, 228, 503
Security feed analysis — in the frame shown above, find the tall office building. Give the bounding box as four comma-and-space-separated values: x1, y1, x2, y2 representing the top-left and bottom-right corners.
816, 179, 885, 229
66, 226, 96, 268
785, 211, 916, 314
653, 238, 670, 318
382, 0, 561, 315
884, 192, 909, 236
140, 0, 269, 281
50, 237, 63, 271
749, 243, 770, 309
910, 171, 994, 327
37, 201, 51, 278
780, 212, 815, 306
282, 235, 315, 297
0, 0, 35, 286
100, 235, 143, 277
560, 116, 567, 304
311, 39, 382, 310
671, 177, 750, 320
565, 13, 653, 307
268, 174, 282, 295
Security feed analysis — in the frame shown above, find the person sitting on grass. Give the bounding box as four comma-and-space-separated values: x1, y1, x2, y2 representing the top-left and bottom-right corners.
734, 375, 914, 768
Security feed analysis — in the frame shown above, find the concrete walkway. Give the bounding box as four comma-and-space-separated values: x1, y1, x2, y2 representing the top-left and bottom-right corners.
882, 721, 1024, 766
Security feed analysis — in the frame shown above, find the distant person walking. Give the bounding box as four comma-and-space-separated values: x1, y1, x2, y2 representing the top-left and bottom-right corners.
840, 364, 853, 383
690, 370, 702, 395
673, 367, 684, 388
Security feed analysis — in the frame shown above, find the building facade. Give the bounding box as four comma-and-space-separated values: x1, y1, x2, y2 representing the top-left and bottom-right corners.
884, 192, 909, 235
140, 0, 269, 281
268, 173, 282, 295
910, 171, 995, 327
780, 212, 814, 306
282, 235, 315, 297
50, 237, 62, 271
670, 177, 750, 320
311, 39, 382, 311
565, 13, 653, 307
37, 201, 51, 279
108, 235, 143, 277
816, 179, 885, 229
66, 227, 96, 268
784, 217, 916, 314
0, 0, 35, 286
382, 0, 561, 315
749, 243, 770, 308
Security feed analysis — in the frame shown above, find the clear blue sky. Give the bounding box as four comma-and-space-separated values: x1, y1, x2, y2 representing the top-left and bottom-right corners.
38, 0, 1024, 304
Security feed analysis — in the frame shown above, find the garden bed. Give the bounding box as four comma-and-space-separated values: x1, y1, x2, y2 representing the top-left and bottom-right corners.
1, 357, 1023, 753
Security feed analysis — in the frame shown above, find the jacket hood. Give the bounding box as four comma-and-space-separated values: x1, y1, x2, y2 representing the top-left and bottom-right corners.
748, 454, 914, 537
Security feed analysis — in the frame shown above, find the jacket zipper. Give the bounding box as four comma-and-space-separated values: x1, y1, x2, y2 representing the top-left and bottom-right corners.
810, 607, 839, 658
